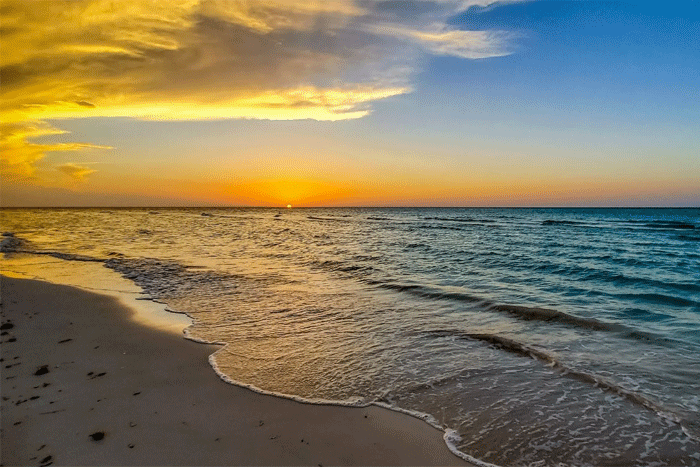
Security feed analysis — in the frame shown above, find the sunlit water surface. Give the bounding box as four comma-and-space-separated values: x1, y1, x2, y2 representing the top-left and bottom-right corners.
2, 208, 699, 466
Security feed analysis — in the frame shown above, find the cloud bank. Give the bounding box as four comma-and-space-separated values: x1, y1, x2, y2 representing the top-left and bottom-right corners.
0, 0, 523, 179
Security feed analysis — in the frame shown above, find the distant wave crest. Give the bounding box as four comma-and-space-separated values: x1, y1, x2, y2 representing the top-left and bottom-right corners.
421, 329, 687, 429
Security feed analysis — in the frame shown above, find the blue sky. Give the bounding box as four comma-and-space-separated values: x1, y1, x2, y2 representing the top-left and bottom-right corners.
422, 1, 699, 137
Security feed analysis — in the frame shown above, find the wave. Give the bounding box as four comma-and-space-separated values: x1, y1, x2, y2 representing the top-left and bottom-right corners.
0, 232, 25, 252
616, 293, 699, 308
424, 329, 560, 364
103, 257, 246, 300
1, 236, 262, 302
610, 219, 698, 232
1, 237, 102, 263
576, 268, 700, 294
643, 221, 696, 230
371, 281, 489, 305
372, 281, 694, 348
415, 223, 467, 232
540, 218, 699, 233
622, 307, 672, 321
421, 329, 684, 426
486, 303, 614, 331
541, 220, 587, 226
307, 215, 350, 222
194, 211, 257, 220
371, 281, 617, 330
308, 259, 377, 277
402, 242, 429, 250
424, 216, 497, 224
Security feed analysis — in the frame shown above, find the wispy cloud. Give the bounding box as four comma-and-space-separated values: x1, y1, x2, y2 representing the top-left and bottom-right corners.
0, 0, 523, 179
56, 163, 97, 181
446, 0, 529, 12
0, 122, 110, 179
366, 23, 520, 59
412, 27, 519, 59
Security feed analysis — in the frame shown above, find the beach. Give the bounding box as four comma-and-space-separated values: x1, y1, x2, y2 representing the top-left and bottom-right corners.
0, 275, 468, 466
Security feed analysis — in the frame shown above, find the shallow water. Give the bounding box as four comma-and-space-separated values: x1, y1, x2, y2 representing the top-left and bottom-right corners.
2, 207, 699, 466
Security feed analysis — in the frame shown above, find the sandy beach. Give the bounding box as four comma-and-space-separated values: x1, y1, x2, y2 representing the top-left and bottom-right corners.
0, 275, 469, 466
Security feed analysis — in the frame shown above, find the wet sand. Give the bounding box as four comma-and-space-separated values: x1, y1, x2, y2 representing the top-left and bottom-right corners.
0, 276, 470, 466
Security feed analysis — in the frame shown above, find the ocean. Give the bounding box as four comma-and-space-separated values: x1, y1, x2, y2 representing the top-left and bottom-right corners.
1, 207, 699, 466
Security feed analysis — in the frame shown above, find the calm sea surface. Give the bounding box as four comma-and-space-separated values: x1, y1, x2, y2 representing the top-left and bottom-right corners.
2, 207, 699, 466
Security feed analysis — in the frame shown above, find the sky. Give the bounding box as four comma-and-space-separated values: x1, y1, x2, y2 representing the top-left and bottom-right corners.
1, 0, 698, 207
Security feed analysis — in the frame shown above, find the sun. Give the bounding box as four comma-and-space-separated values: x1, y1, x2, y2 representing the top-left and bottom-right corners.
286, 204, 292, 209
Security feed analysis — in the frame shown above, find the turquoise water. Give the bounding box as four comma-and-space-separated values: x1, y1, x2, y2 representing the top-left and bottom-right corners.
2, 207, 699, 466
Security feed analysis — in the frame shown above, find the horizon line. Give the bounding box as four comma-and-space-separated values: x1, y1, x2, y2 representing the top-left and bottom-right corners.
2, 206, 698, 210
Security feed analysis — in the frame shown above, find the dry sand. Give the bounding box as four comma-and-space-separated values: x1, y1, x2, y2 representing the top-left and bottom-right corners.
1, 276, 470, 466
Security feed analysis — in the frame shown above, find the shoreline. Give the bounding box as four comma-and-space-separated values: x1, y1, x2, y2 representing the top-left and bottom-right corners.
1, 275, 471, 466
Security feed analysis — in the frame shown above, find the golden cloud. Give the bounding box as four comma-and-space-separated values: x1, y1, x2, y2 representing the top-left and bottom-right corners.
0, 0, 520, 179
0, 122, 110, 179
